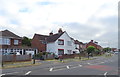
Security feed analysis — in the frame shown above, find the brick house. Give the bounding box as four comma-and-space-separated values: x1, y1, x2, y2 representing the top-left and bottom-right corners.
86, 40, 103, 50
0, 30, 38, 55
74, 40, 86, 52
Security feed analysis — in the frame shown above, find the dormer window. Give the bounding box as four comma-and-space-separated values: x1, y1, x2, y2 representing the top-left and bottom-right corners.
14, 40, 19, 45
58, 39, 64, 45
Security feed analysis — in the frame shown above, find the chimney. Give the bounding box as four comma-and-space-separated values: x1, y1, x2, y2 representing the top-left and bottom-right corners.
49, 32, 53, 36
58, 28, 63, 33
91, 40, 93, 42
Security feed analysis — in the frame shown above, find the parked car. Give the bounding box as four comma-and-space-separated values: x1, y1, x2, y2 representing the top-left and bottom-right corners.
114, 51, 119, 54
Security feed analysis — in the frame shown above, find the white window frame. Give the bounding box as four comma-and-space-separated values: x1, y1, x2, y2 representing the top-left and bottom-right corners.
0, 38, 10, 45
14, 40, 19, 45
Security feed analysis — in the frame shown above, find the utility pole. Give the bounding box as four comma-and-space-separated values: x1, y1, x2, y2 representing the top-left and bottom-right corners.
33, 49, 36, 64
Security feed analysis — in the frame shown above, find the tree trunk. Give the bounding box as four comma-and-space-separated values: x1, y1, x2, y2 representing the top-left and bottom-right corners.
88, 53, 89, 59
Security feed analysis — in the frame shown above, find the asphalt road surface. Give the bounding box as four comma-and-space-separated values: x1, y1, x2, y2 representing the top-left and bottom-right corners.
1, 54, 119, 77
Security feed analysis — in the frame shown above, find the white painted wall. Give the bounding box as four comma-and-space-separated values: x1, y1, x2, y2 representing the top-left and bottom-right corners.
46, 42, 56, 54
47, 32, 79, 55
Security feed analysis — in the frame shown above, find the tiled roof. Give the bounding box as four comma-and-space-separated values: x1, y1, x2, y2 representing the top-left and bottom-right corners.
74, 40, 83, 44
0, 30, 22, 39
34, 32, 64, 43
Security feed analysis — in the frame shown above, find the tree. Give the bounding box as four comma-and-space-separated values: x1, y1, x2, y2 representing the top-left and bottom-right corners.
103, 47, 111, 52
22, 36, 31, 46
87, 46, 95, 59
95, 49, 101, 55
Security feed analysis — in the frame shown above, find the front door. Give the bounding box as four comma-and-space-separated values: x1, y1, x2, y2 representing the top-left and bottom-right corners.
58, 49, 64, 55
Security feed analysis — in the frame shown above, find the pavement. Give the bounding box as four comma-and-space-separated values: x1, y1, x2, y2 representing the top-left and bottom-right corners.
1, 54, 119, 76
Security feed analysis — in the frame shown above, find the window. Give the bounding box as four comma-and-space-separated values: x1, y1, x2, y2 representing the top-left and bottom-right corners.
58, 39, 64, 45
0, 38, 10, 45
67, 41, 72, 46
67, 50, 72, 54
58, 49, 64, 55
14, 40, 19, 45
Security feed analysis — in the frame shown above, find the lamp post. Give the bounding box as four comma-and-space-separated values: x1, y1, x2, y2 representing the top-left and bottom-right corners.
33, 49, 36, 64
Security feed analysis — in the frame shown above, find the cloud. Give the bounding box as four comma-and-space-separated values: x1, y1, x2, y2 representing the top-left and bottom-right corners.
0, 0, 118, 48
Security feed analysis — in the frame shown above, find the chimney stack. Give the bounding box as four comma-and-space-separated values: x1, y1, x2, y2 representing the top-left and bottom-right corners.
91, 40, 93, 42
58, 28, 63, 33
49, 32, 53, 36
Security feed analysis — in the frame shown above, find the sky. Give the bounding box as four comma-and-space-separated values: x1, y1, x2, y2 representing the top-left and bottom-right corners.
0, 0, 119, 48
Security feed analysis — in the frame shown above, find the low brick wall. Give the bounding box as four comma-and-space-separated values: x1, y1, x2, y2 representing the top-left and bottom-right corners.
62, 54, 76, 59
62, 53, 87, 59
2, 55, 31, 62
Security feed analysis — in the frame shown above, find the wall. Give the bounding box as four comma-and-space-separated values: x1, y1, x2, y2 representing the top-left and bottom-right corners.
53, 32, 77, 55
46, 42, 56, 54
2, 55, 31, 62
31, 35, 46, 52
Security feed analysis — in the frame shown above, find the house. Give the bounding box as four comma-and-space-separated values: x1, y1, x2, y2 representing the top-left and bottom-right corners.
86, 40, 103, 50
31, 28, 79, 56
111, 48, 118, 52
0, 30, 38, 55
74, 40, 86, 53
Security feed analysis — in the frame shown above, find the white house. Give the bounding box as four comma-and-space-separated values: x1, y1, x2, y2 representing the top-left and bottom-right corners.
47, 31, 79, 55
32, 28, 80, 56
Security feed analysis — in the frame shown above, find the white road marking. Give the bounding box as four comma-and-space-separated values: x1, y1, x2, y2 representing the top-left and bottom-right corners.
79, 64, 82, 67
66, 66, 69, 69
0, 74, 5, 76
87, 63, 90, 64
0, 72, 19, 76
49, 68, 53, 72
104, 72, 107, 77
101, 62, 104, 63
52, 68, 66, 72
25, 71, 31, 75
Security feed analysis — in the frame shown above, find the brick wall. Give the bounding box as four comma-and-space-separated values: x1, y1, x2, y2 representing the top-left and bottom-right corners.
31, 35, 46, 52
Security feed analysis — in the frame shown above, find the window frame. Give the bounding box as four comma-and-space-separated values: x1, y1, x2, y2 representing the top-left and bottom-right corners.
14, 40, 19, 45
58, 49, 64, 55
58, 39, 64, 45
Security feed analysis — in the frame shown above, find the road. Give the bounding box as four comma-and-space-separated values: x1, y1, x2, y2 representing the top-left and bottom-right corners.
1, 54, 119, 77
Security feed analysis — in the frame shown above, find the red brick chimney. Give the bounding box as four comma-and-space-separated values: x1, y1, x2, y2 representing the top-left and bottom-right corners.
58, 28, 63, 33
91, 40, 93, 42
49, 32, 53, 36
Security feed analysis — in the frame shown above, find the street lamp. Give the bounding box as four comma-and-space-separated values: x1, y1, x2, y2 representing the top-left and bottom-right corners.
33, 49, 36, 64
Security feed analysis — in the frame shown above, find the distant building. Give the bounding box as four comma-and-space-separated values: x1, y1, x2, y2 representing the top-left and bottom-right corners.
0, 30, 38, 55
86, 40, 103, 50
111, 48, 118, 52
74, 40, 86, 52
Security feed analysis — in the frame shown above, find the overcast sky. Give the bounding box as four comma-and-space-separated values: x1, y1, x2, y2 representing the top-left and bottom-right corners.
0, 0, 118, 48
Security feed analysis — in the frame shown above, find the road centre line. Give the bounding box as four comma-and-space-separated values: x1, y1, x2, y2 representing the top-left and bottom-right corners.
50, 64, 83, 72
104, 72, 108, 77
25, 71, 31, 75
66, 66, 70, 69
0, 72, 19, 76
0, 74, 5, 76
49, 68, 53, 71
